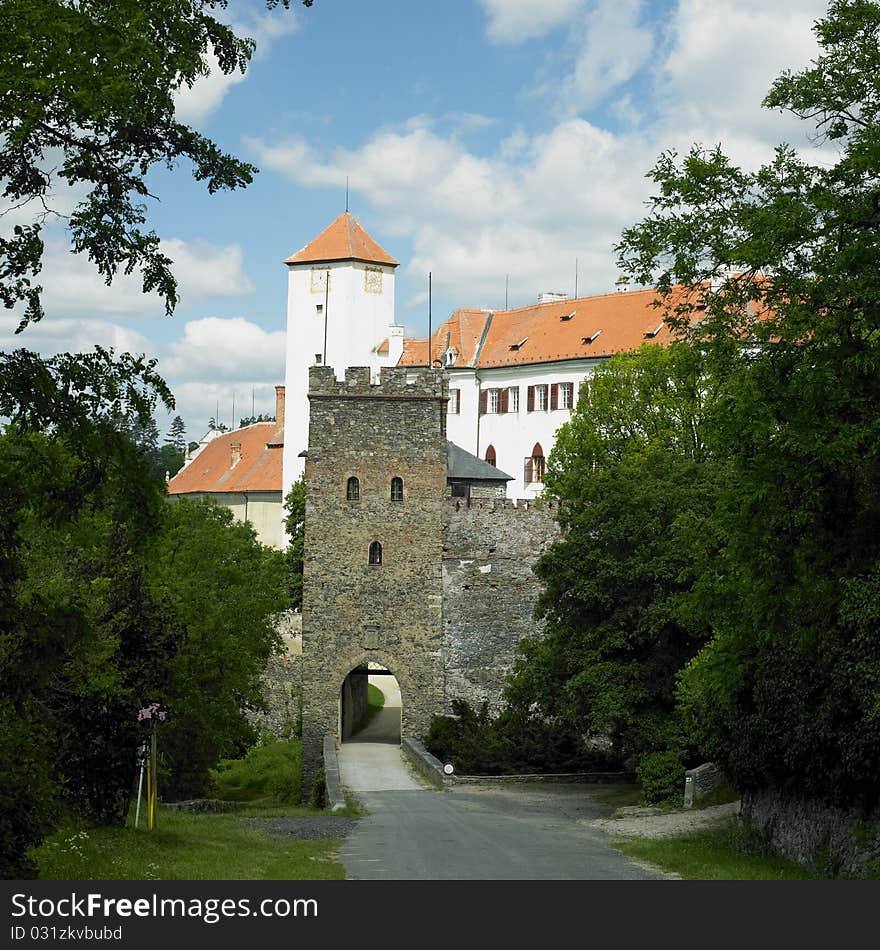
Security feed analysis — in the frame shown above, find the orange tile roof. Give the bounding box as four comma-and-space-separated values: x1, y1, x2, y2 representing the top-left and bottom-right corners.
398, 308, 491, 367
167, 422, 283, 494
284, 212, 399, 267
400, 288, 691, 369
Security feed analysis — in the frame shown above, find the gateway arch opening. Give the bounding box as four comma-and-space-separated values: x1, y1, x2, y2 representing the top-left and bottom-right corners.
340, 664, 402, 744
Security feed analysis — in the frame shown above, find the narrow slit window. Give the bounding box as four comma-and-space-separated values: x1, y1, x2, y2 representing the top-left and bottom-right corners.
346, 476, 360, 501
391, 477, 404, 502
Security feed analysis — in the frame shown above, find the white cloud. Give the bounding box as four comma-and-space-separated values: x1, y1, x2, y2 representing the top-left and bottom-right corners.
552, 0, 654, 113
656, 0, 827, 146
479, 0, 585, 44
163, 316, 285, 383
29, 235, 253, 320
1, 310, 286, 437
174, 8, 300, 124
250, 117, 648, 309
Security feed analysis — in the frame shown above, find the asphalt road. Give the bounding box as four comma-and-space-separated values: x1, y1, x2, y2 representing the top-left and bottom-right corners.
339, 769, 665, 880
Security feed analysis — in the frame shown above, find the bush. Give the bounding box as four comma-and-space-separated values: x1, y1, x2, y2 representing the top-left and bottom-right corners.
426, 699, 621, 775
637, 750, 685, 805
209, 739, 302, 805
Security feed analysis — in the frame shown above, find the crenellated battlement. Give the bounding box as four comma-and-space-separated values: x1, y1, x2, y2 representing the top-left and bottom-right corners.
308, 364, 447, 399
447, 497, 560, 514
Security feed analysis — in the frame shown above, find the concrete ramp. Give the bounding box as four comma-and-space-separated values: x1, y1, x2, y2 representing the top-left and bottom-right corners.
338, 676, 423, 791
338, 741, 424, 791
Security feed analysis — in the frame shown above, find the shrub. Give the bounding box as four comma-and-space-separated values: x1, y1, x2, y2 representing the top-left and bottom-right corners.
425, 699, 621, 775
209, 739, 302, 805
637, 750, 685, 805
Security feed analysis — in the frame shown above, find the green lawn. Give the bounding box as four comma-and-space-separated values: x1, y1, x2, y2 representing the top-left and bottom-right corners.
34, 807, 347, 880
613, 823, 819, 880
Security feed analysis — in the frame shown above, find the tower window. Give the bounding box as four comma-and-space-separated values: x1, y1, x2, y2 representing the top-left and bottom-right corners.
485, 445, 497, 467
391, 477, 404, 502
346, 476, 360, 501
368, 540, 383, 565
316, 303, 324, 315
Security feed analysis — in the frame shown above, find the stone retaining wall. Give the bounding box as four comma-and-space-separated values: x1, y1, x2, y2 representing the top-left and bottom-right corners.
742, 789, 880, 877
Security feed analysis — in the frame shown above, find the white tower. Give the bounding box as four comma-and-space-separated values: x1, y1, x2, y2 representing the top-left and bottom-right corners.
281, 212, 401, 518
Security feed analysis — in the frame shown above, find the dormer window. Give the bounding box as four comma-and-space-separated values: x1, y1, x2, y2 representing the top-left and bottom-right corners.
346, 476, 360, 501
582, 330, 602, 344
509, 337, 528, 351
560, 311, 575, 321
644, 322, 665, 338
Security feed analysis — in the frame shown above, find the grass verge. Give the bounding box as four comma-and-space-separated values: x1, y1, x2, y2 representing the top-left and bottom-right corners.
209, 738, 302, 804
613, 822, 819, 880
34, 807, 347, 880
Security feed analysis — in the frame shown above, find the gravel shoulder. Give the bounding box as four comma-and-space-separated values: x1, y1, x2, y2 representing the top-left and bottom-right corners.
588, 801, 741, 839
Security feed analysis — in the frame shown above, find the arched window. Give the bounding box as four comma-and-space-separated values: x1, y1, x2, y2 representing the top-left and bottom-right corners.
346, 476, 360, 501
391, 477, 403, 502
524, 443, 545, 484
485, 444, 497, 467
368, 540, 383, 565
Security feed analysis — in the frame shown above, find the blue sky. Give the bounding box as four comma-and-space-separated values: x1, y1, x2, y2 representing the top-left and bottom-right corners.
2, 0, 830, 437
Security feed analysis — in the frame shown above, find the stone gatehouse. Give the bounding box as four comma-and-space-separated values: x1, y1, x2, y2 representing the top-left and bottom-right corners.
300, 365, 559, 787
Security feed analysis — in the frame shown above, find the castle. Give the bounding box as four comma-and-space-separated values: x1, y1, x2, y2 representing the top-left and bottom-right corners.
165, 212, 672, 784
168, 211, 672, 543
298, 363, 559, 786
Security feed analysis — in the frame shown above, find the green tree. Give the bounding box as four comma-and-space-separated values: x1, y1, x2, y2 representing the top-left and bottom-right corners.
508, 344, 722, 764
283, 475, 305, 609
616, 0, 880, 807
0, 347, 174, 877
165, 415, 187, 451
1, 0, 314, 330
146, 499, 287, 797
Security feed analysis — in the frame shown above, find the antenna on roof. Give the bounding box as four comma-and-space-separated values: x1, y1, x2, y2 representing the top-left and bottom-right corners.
575, 258, 578, 298
428, 271, 432, 368
231, 392, 235, 431
345, 176, 349, 213
251, 388, 255, 421
505, 273, 509, 310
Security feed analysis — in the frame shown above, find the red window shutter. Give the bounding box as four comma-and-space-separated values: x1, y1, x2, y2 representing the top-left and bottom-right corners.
500, 389, 508, 413
550, 383, 558, 410
527, 386, 535, 412
455, 389, 460, 414
479, 389, 488, 415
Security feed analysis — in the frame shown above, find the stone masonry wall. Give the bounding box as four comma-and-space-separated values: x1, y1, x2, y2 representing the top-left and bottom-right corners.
300, 366, 448, 789
442, 497, 561, 712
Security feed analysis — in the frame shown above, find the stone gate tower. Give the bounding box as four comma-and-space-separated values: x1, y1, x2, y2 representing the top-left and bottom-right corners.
300, 364, 448, 786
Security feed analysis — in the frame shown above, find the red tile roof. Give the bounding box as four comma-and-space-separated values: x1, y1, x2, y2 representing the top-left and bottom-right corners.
167, 423, 283, 494
284, 212, 399, 267
399, 288, 689, 369
398, 308, 491, 367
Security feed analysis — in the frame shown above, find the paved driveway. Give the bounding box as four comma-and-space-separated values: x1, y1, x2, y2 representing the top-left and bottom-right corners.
338, 764, 666, 880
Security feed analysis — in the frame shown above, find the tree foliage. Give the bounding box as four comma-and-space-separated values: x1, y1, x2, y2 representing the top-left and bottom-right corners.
508, 344, 722, 764
1, 0, 314, 330
614, 0, 880, 807
283, 475, 305, 609
147, 499, 287, 798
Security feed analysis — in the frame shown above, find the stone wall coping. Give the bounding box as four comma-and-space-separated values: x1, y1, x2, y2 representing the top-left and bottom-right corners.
449, 771, 635, 785
401, 738, 451, 789
322, 734, 347, 812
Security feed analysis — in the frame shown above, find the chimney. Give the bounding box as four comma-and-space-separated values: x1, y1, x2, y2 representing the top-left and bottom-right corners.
275, 385, 285, 431
230, 441, 242, 467
387, 324, 405, 365
538, 291, 569, 304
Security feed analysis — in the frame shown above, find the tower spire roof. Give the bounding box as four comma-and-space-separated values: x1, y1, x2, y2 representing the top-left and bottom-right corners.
284, 212, 399, 267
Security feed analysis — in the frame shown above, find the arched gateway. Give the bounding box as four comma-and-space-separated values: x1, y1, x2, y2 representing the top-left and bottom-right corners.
300, 366, 448, 790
